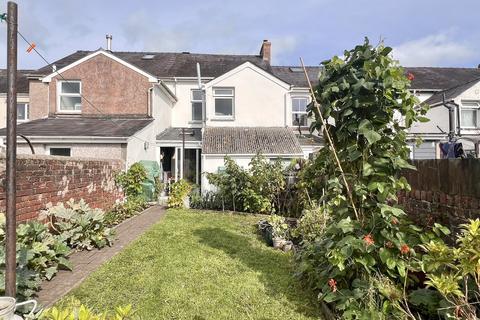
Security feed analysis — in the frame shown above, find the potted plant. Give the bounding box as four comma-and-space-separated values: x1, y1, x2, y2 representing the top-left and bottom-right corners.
268, 215, 289, 249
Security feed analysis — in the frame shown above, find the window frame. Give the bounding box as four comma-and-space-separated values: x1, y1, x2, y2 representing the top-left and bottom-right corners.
57, 80, 82, 113
46, 146, 72, 157
291, 96, 310, 127
212, 87, 235, 120
460, 100, 480, 129
17, 103, 29, 122
191, 89, 203, 122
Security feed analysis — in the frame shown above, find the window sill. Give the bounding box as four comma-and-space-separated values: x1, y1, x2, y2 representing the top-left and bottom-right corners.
211, 117, 235, 121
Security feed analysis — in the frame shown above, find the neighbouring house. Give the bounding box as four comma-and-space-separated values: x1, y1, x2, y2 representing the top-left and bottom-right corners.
0, 39, 322, 192
0, 37, 479, 192
0, 69, 32, 127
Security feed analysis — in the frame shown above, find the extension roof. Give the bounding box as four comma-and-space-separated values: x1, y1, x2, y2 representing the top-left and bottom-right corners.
202, 127, 303, 155
0, 69, 34, 93
0, 117, 153, 137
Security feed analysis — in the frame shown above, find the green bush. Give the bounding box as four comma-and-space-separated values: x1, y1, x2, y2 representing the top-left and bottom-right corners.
44, 199, 114, 251
167, 179, 192, 208
190, 190, 224, 211
115, 163, 147, 197
104, 196, 148, 226
0, 214, 72, 299
294, 38, 438, 318
206, 154, 285, 214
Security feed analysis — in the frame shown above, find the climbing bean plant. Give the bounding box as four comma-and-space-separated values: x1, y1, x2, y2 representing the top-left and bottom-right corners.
295, 38, 437, 318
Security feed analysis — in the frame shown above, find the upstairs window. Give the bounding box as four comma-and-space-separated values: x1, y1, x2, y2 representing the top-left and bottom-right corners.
213, 88, 234, 119
461, 100, 480, 129
292, 97, 309, 127
191, 89, 203, 122
58, 81, 82, 112
17, 103, 28, 122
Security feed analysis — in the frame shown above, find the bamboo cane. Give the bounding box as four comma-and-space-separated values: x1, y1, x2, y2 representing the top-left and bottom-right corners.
300, 57, 359, 220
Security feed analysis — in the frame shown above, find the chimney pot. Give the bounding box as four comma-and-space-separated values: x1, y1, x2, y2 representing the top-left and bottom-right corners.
106, 34, 113, 51
260, 40, 271, 64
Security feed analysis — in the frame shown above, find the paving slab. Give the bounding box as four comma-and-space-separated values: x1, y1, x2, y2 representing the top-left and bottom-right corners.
35, 205, 166, 307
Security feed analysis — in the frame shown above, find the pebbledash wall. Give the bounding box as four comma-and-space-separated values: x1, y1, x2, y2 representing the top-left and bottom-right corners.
0, 153, 124, 222
399, 159, 480, 228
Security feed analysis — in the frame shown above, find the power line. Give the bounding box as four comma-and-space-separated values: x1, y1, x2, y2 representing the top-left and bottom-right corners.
14, 28, 152, 145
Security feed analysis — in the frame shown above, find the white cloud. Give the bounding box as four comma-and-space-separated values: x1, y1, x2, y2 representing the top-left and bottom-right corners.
392, 32, 475, 67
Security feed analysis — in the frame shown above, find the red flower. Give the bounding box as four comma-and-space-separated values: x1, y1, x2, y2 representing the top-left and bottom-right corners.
407, 72, 415, 81
328, 278, 337, 292
363, 234, 375, 246
400, 244, 410, 254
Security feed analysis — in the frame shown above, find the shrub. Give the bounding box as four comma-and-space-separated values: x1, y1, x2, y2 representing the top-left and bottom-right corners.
167, 179, 192, 208
190, 190, 224, 211
294, 38, 435, 318
0, 214, 72, 299
417, 219, 480, 319
104, 196, 148, 226
44, 199, 114, 250
115, 163, 147, 197
206, 154, 285, 214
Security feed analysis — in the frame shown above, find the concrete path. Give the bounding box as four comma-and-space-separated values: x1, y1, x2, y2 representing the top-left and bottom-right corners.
36, 205, 166, 307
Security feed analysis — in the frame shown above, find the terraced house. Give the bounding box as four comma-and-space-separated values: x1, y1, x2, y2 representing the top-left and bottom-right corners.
0, 38, 479, 190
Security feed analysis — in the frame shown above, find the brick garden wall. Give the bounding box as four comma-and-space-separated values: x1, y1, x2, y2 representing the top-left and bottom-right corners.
399, 159, 480, 228
0, 153, 124, 222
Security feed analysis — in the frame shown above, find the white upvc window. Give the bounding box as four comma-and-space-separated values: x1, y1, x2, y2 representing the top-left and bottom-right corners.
213, 87, 234, 119
191, 89, 203, 122
17, 103, 29, 122
57, 81, 82, 112
292, 97, 309, 127
460, 100, 480, 129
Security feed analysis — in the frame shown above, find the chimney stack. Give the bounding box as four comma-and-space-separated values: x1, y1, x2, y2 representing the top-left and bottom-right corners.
259, 39, 271, 64
106, 34, 112, 51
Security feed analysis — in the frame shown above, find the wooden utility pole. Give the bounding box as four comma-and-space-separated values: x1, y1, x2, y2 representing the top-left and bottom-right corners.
5, 0, 17, 297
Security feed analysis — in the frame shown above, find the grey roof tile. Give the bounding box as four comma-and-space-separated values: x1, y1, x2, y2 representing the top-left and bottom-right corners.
0, 117, 153, 137
0, 69, 34, 93
202, 127, 303, 155
423, 77, 480, 106
156, 127, 202, 142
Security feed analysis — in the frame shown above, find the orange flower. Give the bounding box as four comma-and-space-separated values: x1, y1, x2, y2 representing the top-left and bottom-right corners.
400, 244, 410, 254
328, 278, 337, 292
407, 72, 415, 81
363, 234, 375, 246
391, 217, 399, 225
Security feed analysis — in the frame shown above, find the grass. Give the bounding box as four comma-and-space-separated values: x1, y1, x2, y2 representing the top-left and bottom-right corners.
59, 209, 322, 319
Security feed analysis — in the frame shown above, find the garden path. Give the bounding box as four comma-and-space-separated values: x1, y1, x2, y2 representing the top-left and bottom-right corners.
35, 205, 166, 307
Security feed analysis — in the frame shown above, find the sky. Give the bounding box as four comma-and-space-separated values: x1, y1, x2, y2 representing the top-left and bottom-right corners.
0, 0, 479, 70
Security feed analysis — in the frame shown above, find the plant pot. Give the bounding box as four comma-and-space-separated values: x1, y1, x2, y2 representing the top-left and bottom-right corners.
282, 241, 293, 252
272, 237, 286, 249
183, 196, 190, 209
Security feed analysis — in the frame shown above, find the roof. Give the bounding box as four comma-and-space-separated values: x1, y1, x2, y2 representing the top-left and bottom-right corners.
156, 127, 202, 142
271, 66, 321, 87
0, 69, 34, 93
405, 67, 480, 90
295, 132, 323, 146
0, 117, 153, 137
202, 127, 303, 155
422, 77, 480, 106
34, 50, 273, 79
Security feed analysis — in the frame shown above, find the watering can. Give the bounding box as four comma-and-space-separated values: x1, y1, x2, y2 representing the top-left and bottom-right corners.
0, 297, 37, 320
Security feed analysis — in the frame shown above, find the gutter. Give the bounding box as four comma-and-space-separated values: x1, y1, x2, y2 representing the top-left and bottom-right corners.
1, 136, 129, 144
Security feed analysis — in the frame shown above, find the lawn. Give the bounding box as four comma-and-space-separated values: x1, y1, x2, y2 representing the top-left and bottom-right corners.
59, 209, 322, 319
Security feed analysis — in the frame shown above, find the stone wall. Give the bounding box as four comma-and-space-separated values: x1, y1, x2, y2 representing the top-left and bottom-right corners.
0, 153, 124, 222
399, 159, 480, 228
